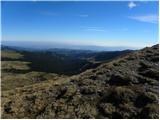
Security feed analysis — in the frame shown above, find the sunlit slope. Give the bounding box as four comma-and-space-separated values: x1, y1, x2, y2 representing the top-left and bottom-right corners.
1, 44, 159, 119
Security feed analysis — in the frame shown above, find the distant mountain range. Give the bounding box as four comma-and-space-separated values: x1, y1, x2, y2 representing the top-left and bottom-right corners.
2, 41, 139, 51
1, 45, 133, 75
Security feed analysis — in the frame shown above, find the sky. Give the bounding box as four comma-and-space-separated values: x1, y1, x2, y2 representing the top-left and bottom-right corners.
1, 1, 159, 48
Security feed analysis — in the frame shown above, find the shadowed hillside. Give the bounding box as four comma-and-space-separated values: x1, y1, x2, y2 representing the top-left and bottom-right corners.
1, 44, 159, 119
1, 46, 132, 90
1, 49, 68, 91
1, 46, 132, 75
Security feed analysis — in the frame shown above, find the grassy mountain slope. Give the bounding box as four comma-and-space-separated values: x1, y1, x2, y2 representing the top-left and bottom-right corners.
2, 46, 133, 74
1, 44, 159, 119
1, 46, 132, 90
1, 50, 67, 91
2, 48, 97, 75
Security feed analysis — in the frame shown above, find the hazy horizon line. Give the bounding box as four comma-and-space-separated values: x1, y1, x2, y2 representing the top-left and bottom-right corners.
2, 40, 156, 51
2, 40, 154, 49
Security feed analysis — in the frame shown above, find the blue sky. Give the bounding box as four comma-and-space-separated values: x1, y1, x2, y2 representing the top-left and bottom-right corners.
2, 1, 159, 48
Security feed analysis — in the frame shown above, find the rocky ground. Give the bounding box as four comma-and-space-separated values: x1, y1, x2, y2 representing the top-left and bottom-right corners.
1, 44, 159, 119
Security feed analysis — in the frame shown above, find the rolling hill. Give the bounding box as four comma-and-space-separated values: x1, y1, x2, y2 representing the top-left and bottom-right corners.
1, 44, 159, 118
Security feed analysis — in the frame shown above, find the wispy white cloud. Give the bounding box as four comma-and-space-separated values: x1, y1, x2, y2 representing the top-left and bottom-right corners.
78, 14, 88, 17
83, 27, 106, 32
128, 1, 137, 9
128, 14, 159, 24
85, 28, 105, 32
40, 12, 88, 17
40, 11, 60, 16
114, 28, 128, 32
